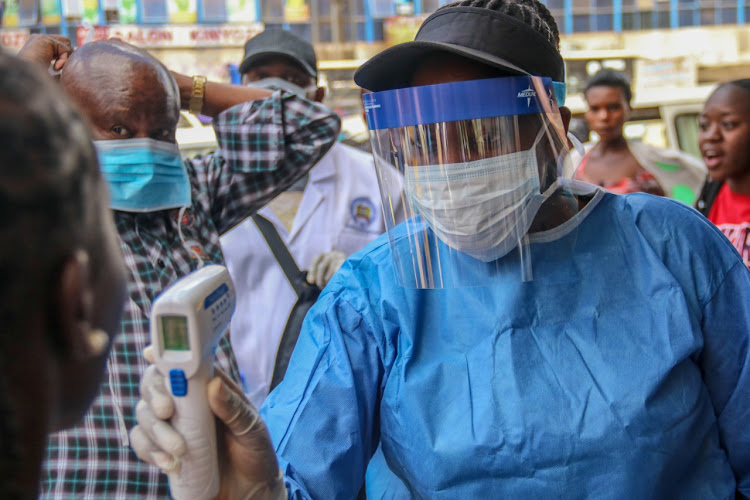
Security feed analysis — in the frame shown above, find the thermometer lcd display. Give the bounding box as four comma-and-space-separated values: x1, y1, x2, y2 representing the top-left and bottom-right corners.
162, 315, 190, 350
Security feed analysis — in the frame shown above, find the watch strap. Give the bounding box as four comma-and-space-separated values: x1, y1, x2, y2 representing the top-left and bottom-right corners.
188, 75, 207, 115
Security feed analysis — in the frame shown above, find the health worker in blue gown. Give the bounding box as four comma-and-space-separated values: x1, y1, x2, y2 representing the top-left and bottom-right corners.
130, 0, 750, 498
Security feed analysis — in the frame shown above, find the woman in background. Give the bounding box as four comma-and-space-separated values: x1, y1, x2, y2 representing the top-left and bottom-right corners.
576, 68, 705, 204
697, 79, 750, 267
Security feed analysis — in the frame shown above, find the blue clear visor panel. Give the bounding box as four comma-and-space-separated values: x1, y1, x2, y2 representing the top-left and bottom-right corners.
363, 75, 563, 131
363, 76, 578, 289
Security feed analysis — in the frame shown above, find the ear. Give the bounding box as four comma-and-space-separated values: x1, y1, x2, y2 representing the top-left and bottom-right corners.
559, 106, 572, 134
54, 250, 99, 360
313, 86, 326, 103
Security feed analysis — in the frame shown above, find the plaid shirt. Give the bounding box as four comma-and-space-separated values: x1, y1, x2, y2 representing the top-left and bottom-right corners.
40, 93, 340, 498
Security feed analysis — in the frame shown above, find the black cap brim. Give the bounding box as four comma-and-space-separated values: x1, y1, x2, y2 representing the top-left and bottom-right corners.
354, 40, 528, 92
354, 7, 565, 92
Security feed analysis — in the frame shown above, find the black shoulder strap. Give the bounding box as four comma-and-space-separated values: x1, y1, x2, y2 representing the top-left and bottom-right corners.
696, 178, 721, 217
252, 214, 305, 296
253, 213, 322, 392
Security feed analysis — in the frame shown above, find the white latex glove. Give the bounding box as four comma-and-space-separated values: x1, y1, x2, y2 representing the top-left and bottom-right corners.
130, 346, 287, 500
306, 250, 347, 289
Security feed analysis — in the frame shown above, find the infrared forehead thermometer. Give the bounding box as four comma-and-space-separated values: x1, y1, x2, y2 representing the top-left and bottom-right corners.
150, 264, 235, 500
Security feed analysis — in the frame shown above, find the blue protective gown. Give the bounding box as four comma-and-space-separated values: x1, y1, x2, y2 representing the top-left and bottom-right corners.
259, 189, 750, 499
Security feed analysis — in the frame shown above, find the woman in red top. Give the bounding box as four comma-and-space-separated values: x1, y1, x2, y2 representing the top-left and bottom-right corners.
696, 79, 750, 267
575, 69, 665, 195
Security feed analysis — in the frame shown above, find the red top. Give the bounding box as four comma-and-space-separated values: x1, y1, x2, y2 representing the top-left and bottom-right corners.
708, 182, 750, 267
575, 154, 665, 196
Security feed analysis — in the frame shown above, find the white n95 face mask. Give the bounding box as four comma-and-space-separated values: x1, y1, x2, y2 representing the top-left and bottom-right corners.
405, 126, 556, 262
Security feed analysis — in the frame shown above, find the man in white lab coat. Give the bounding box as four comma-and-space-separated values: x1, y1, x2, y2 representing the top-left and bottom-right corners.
220, 29, 404, 407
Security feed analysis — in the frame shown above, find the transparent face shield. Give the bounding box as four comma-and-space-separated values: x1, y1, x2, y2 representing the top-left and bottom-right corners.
365, 76, 581, 288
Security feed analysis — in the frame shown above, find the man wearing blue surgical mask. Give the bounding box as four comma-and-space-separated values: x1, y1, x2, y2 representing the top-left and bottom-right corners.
18, 35, 340, 497
220, 29, 404, 407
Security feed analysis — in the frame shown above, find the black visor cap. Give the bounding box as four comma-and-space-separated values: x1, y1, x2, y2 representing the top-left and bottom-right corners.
354, 6, 565, 92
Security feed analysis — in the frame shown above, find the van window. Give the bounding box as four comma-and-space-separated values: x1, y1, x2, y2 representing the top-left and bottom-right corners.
674, 112, 701, 159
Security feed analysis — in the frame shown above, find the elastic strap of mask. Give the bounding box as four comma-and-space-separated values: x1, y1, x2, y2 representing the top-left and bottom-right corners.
518, 176, 560, 283
567, 131, 585, 159
562, 131, 586, 178
177, 206, 204, 269
107, 360, 130, 447
248, 77, 316, 99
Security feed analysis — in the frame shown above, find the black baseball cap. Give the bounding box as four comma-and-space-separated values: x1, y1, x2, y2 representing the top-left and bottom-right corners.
354, 6, 565, 92
239, 29, 318, 78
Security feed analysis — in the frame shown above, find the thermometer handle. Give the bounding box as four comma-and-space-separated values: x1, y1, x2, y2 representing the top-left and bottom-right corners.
165, 362, 220, 500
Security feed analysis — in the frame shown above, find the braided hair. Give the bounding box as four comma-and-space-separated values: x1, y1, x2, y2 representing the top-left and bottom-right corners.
0, 53, 101, 497
438, 0, 561, 50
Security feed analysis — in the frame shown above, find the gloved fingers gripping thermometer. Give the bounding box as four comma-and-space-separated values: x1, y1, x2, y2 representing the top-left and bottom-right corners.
150, 265, 236, 500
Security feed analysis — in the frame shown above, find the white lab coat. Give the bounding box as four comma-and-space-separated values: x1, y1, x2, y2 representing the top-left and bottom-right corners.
220, 142, 404, 407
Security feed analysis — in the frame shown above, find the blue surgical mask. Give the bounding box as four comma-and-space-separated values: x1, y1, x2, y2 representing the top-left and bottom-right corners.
95, 138, 191, 213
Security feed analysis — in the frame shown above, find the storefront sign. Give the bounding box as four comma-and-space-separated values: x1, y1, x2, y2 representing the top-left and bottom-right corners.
226, 0, 255, 23
41, 0, 63, 24
383, 14, 426, 46
2, 0, 38, 26
1, 0, 20, 27
118, 0, 137, 23
0, 28, 30, 49
82, 0, 99, 24
168, 0, 196, 23
283, 0, 308, 23
75, 23, 264, 47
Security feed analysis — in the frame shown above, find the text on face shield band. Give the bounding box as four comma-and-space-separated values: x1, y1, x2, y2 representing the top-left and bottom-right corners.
363, 76, 561, 131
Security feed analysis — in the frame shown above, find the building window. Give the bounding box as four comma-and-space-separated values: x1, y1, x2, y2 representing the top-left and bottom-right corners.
573, 13, 590, 31
656, 9, 669, 28
318, 21, 331, 41
700, 7, 715, 23
719, 6, 736, 24
142, 0, 168, 22
261, 0, 283, 18
199, 0, 226, 22
368, 0, 393, 17
288, 23, 311, 39
595, 12, 612, 30
622, 12, 637, 29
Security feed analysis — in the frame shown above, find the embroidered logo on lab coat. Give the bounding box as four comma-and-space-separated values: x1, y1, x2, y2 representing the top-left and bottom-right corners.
349, 197, 375, 231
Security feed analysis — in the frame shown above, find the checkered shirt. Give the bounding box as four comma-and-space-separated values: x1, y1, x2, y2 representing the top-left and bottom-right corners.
39, 93, 340, 498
